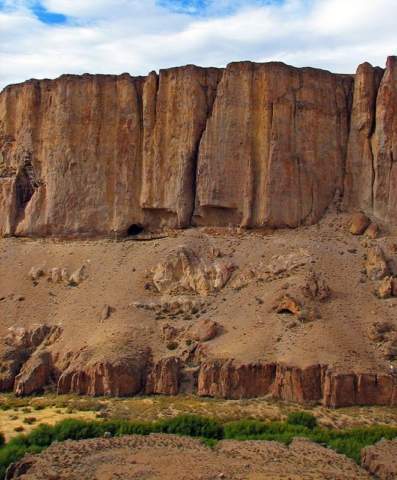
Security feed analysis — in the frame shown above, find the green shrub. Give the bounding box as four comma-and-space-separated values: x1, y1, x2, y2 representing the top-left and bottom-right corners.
287, 412, 317, 430
52, 419, 105, 441
26, 424, 55, 447
157, 415, 224, 439
1, 415, 397, 480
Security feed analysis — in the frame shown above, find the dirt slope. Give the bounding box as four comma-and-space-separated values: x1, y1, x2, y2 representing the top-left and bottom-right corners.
5, 434, 372, 480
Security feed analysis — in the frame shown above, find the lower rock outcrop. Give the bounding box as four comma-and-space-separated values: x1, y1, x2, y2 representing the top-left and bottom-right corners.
2, 342, 397, 406
362, 439, 397, 480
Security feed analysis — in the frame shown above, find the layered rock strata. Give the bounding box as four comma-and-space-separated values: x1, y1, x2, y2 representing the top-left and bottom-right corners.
1, 57, 396, 236
2, 338, 397, 407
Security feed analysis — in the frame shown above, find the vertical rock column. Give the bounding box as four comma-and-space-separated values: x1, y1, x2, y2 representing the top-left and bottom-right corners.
372, 56, 397, 222
344, 63, 383, 212
141, 66, 222, 228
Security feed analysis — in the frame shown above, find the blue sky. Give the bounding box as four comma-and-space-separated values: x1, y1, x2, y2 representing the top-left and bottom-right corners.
31, 2, 67, 24
0, 0, 396, 89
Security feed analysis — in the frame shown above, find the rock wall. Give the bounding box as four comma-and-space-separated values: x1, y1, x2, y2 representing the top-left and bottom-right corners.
3, 337, 397, 407
1, 57, 396, 237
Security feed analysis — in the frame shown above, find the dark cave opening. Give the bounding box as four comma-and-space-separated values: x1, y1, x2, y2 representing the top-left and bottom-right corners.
127, 224, 144, 236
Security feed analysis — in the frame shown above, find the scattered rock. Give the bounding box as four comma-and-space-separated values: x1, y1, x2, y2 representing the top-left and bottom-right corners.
60, 268, 69, 282
48, 268, 62, 283
265, 250, 312, 277
68, 265, 87, 286
302, 270, 331, 302
29, 266, 44, 282
187, 319, 219, 342
367, 322, 397, 361
133, 296, 205, 318
101, 304, 113, 320
375, 276, 393, 299
391, 277, 397, 296
365, 246, 389, 280
273, 294, 302, 317
365, 222, 379, 239
152, 246, 234, 295
367, 321, 393, 342
161, 324, 181, 342
350, 212, 370, 235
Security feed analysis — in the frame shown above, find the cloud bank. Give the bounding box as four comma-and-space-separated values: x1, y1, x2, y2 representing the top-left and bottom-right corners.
1, 0, 396, 89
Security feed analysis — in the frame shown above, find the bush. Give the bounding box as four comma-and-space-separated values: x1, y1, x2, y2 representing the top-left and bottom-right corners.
157, 415, 224, 439
1, 415, 397, 480
287, 412, 317, 430
52, 419, 105, 441
23, 417, 37, 425
224, 420, 269, 438
0, 434, 4, 448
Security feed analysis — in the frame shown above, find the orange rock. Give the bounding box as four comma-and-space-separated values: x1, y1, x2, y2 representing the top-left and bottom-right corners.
365, 222, 379, 239
349, 212, 370, 235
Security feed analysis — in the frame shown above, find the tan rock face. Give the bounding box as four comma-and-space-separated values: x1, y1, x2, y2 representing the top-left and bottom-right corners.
344, 63, 384, 211
152, 246, 234, 296
194, 62, 352, 228
1, 57, 396, 236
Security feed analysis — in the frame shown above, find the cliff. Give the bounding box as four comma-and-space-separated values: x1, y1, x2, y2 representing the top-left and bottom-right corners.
1, 56, 395, 237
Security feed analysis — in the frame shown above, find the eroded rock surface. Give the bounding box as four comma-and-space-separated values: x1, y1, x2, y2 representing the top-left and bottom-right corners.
1, 57, 397, 236
152, 246, 234, 295
362, 439, 397, 480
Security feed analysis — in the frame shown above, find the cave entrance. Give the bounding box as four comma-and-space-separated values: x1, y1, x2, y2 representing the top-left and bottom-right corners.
127, 224, 144, 236
277, 308, 294, 315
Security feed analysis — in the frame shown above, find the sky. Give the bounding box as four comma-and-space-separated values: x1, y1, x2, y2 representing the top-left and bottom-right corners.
1, 0, 396, 90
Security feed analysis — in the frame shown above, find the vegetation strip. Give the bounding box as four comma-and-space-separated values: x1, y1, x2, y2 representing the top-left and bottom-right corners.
1, 412, 397, 479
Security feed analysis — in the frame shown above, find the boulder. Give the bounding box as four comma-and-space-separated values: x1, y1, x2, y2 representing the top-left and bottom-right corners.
273, 294, 303, 317
48, 267, 62, 283
365, 246, 389, 280
350, 213, 370, 235
68, 265, 87, 286
365, 222, 379, 239
29, 266, 44, 282
188, 319, 219, 342
367, 321, 394, 342
301, 270, 331, 301
375, 276, 393, 299
152, 246, 234, 296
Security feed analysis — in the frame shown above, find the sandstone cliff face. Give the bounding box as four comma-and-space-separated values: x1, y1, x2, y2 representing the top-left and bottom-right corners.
141, 66, 221, 228
1, 324, 396, 406
194, 62, 352, 227
2, 57, 396, 236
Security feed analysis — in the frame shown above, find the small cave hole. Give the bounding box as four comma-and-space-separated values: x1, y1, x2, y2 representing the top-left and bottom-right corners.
127, 224, 144, 236
277, 308, 294, 315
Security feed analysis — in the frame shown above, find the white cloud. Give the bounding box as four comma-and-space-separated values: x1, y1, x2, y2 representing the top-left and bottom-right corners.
1, 0, 397, 90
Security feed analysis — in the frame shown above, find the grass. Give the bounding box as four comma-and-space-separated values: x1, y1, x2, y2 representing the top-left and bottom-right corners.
1, 414, 397, 479
2, 393, 397, 431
